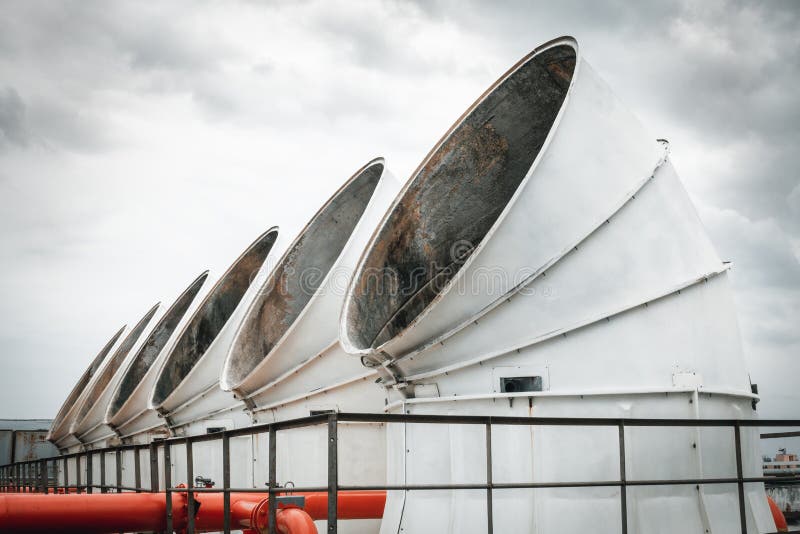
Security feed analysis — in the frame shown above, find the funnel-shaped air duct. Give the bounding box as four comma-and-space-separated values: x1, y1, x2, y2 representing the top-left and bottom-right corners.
105, 272, 209, 440
218, 159, 397, 501
47, 326, 126, 447
222, 159, 397, 414
342, 37, 770, 534
68, 303, 160, 446
149, 228, 279, 429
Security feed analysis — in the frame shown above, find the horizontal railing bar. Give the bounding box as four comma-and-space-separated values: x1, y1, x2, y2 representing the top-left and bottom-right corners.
167, 486, 329, 493
4, 414, 800, 469
336, 413, 800, 427
761, 430, 800, 439
38, 472, 792, 496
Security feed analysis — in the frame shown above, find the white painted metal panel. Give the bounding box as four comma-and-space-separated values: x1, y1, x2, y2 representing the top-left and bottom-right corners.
337, 36, 771, 533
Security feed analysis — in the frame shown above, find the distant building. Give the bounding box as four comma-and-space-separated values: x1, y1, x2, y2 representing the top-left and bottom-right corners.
0, 419, 60, 465
764, 449, 800, 520
764, 448, 800, 475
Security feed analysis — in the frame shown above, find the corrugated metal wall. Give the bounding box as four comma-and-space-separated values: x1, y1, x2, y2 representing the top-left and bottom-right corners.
0, 420, 59, 464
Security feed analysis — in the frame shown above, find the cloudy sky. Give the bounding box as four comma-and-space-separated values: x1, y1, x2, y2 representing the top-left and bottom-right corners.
0, 0, 798, 435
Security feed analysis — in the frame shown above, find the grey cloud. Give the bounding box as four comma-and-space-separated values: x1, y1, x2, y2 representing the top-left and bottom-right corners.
701, 205, 800, 351
0, 87, 29, 147
305, 0, 487, 78
0, 0, 238, 151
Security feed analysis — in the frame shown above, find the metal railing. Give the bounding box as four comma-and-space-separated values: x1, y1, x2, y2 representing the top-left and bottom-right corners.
3, 413, 800, 534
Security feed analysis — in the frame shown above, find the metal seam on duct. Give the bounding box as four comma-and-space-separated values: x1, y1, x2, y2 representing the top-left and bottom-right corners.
396, 266, 728, 384
383, 142, 670, 377
244, 340, 339, 400
251, 371, 378, 414
165, 381, 223, 419
384, 386, 759, 412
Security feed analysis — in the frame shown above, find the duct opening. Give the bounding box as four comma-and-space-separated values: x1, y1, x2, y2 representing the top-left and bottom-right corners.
49, 326, 125, 436
151, 228, 279, 407
223, 161, 384, 389
343, 43, 576, 352
72, 304, 160, 429
107, 272, 209, 419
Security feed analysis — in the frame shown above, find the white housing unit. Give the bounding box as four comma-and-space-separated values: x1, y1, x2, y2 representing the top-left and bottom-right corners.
341, 37, 773, 533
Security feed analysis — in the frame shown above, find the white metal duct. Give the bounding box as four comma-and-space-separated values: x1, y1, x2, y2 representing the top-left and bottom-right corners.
222, 158, 398, 413
68, 303, 160, 448
105, 272, 209, 442
341, 37, 773, 534
47, 326, 126, 448
218, 160, 398, 525
148, 228, 279, 430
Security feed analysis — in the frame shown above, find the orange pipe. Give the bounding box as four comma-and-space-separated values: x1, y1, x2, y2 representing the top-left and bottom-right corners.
768, 495, 789, 532
0, 490, 386, 533
301, 491, 386, 520
276, 507, 318, 534
0, 492, 187, 533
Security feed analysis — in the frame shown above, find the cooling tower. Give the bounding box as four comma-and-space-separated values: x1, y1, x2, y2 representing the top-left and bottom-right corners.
148, 228, 279, 431
67, 303, 160, 448
341, 36, 774, 534
105, 272, 209, 441
47, 326, 126, 448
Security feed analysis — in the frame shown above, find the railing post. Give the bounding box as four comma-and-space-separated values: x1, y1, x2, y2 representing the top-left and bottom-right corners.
327, 413, 338, 534
39, 459, 47, 494
149, 442, 159, 492
75, 455, 81, 494
100, 450, 106, 493
86, 452, 93, 494
115, 449, 122, 493
269, 425, 277, 534
734, 423, 747, 534
222, 432, 231, 534
486, 422, 493, 534
618, 422, 628, 534
134, 445, 142, 492
186, 438, 195, 534
62, 456, 68, 494
164, 442, 173, 534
